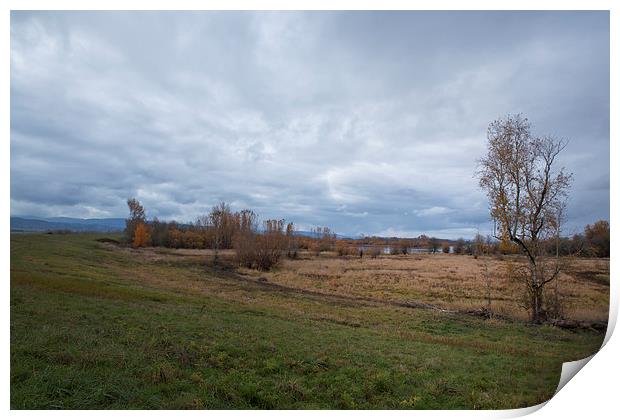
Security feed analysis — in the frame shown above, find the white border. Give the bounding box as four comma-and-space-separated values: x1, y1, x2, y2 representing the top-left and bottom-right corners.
2, 1, 616, 418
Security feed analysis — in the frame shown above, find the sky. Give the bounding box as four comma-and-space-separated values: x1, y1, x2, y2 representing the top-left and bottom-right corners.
10, 11, 610, 239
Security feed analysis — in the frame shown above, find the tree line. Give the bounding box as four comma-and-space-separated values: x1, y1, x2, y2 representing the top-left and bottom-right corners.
125, 199, 341, 270
125, 197, 608, 265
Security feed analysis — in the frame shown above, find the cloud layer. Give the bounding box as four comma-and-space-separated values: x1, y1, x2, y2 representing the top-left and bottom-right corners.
10, 11, 609, 238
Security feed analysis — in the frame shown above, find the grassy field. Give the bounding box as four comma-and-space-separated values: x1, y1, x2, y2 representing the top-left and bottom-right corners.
10, 233, 607, 409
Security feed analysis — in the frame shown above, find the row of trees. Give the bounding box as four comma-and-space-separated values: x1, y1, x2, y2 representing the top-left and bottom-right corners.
125, 200, 332, 270
334, 226, 609, 259
127, 197, 608, 262
459, 227, 610, 258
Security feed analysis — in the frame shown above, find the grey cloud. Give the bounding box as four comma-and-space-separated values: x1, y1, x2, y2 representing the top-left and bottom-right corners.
10, 11, 609, 238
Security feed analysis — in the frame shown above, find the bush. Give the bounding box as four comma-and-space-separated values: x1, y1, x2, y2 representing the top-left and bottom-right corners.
336, 243, 356, 257
234, 219, 286, 271
336, 245, 348, 256
287, 250, 298, 259
397, 239, 410, 255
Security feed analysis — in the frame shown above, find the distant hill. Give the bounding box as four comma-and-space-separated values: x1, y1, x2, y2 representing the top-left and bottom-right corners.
9, 218, 359, 237
294, 230, 352, 240
11, 216, 126, 233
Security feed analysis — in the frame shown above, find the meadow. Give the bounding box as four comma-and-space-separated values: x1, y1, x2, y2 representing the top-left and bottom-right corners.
238, 252, 609, 322
10, 233, 608, 409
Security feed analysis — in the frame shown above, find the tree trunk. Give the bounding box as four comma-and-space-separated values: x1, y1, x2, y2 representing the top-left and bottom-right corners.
529, 261, 543, 323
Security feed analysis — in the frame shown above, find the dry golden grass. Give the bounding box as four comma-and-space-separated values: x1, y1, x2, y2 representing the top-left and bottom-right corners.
237, 252, 609, 322
113, 244, 608, 323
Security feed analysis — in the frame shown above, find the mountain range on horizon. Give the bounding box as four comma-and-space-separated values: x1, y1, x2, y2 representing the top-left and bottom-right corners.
10, 216, 126, 233
9, 216, 359, 239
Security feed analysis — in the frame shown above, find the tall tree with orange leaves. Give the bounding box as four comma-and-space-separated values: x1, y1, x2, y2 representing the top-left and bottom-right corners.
133, 222, 151, 248
125, 198, 146, 244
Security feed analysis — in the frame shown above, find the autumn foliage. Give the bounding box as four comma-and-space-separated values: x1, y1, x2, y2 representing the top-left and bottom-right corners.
122, 198, 609, 277
584, 220, 610, 258
132, 222, 151, 248
125, 198, 146, 244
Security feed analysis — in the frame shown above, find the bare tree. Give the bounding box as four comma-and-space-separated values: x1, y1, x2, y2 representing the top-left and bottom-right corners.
209, 202, 237, 263
310, 226, 336, 254
477, 114, 572, 323
472, 233, 485, 257
285, 222, 298, 258
233, 210, 259, 268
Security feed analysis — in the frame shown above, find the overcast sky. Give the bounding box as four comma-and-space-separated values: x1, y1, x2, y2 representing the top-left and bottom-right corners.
10, 11, 609, 238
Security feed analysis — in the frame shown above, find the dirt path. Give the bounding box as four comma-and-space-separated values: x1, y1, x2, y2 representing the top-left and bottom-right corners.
208, 265, 606, 332
107, 243, 608, 332
209, 265, 463, 313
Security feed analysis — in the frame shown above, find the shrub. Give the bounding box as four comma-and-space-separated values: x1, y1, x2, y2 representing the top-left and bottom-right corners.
452, 239, 465, 254
336, 245, 348, 256
234, 219, 286, 271
398, 239, 410, 255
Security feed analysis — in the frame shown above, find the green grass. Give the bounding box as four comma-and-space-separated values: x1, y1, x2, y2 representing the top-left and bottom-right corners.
10, 233, 605, 409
